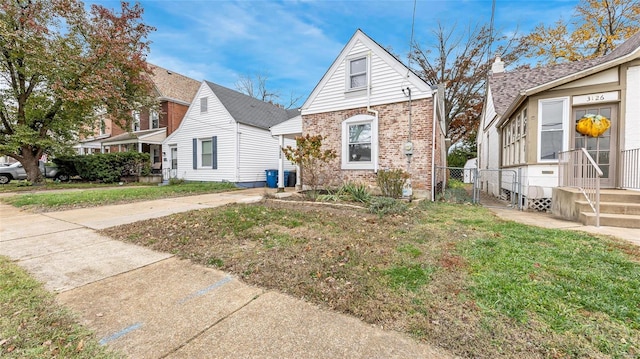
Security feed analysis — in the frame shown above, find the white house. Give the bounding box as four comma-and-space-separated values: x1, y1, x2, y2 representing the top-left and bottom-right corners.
163, 81, 297, 187
478, 31, 640, 227
278, 29, 446, 199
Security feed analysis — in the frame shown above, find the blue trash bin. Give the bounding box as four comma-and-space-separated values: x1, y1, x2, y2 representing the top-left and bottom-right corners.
283, 170, 290, 188
265, 169, 278, 188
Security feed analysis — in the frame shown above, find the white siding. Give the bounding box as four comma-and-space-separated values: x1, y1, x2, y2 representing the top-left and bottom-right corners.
163, 83, 237, 182
237, 124, 295, 182
271, 115, 302, 136
303, 38, 432, 115
625, 66, 640, 150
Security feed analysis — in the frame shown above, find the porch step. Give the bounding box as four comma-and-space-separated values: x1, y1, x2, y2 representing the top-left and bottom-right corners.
576, 201, 640, 215
580, 212, 640, 229
599, 190, 640, 204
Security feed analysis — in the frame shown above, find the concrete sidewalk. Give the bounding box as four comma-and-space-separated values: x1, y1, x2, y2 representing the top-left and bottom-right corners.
0, 188, 452, 359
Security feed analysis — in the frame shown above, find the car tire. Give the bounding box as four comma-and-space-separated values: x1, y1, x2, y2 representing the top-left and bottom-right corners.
55, 173, 70, 182
0, 174, 11, 184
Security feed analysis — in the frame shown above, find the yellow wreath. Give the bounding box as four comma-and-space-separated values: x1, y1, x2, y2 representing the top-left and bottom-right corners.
576, 114, 610, 137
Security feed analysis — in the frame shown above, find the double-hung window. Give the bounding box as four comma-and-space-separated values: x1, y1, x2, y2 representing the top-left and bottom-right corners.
348, 57, 367, 90
150, 110, 159, 129
538, 98, 568, 161
201, 139, 212, 167
132, 111, 140, 131
192, 137, 217, 169
342, 114, 376, 170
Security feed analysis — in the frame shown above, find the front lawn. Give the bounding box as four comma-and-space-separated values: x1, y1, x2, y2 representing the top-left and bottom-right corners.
0, 256, 121, 358
1, 182, 238, 211
102, 200, 640, 358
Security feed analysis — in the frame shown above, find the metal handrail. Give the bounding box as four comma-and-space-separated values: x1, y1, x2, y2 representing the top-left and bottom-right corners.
558, 148, 602, 227
621, 147, 640, 189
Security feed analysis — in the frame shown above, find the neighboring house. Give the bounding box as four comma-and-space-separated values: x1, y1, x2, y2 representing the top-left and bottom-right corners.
77, 64, 200, 170
284, 29, 446, 198
478, 31, 640, 226
162, 81, 298, 186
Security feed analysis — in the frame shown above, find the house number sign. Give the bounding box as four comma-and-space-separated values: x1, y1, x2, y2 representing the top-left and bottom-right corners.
572, 91, 618, 105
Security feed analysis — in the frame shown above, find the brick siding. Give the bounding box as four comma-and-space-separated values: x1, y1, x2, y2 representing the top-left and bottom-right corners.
302, 98, 436, 191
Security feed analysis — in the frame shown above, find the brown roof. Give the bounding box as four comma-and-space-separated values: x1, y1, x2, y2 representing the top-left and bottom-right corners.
489, 30, 640, 117
148, 64, 201, 104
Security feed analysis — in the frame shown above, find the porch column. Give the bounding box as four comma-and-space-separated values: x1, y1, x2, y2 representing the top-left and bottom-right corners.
277, 135, 285, 192
138, 142, 142, 153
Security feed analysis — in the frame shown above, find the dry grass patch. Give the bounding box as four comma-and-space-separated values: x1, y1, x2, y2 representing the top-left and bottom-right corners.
102, 200, 640, 358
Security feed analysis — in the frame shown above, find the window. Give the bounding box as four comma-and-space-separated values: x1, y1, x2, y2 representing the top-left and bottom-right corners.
200, 97, 208, 113
341, 114, 376, 170
150, 110, 159, 129
132, 111, 140, 131
192, 136, 217, 169
348, 57, 367, 90
201, 139, 212, 167
171, 147, 177, 170
99, 119, 106, 135
538, 98, 568, 161
349, 123, 371, 162
501, 108, 527, 166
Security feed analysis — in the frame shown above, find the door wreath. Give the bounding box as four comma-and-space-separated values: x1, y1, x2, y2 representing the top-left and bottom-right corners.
576, 114, 610, 137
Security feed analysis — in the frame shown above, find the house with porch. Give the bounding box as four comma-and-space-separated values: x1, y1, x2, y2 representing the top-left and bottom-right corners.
274, 29, 447, 199
162, 80, 298, 186
77, 64, 200, 170
478, 31, 640, 228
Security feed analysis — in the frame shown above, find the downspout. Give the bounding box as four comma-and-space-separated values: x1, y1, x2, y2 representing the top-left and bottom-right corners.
366, 51, 379, 172
235, 122, 240, 182
431, 85, 439, 201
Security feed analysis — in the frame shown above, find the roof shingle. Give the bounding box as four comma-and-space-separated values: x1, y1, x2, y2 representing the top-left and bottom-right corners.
489, 30, 640, 116
148, 64, 201, 104
204, 81, 298, 130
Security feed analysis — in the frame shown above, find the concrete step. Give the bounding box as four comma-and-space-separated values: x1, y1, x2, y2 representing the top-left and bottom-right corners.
599, 191, 640, 204
580, 212, 640, 228
576, 201, 640, 215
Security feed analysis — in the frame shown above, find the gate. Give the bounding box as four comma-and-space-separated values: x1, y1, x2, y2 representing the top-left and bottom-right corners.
434, 166, 522, 210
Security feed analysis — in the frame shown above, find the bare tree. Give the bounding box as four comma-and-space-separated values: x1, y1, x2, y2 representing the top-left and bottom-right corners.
410, 23, 522, 148
235, 72, 302, 109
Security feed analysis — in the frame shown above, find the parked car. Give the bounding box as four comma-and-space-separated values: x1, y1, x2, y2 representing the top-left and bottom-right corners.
0, 161, 69, 184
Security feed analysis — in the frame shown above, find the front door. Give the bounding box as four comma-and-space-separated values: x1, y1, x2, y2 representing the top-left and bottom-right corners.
572, 105, 617, 188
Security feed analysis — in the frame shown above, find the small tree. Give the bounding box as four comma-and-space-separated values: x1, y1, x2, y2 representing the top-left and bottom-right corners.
282, 134, 336, 200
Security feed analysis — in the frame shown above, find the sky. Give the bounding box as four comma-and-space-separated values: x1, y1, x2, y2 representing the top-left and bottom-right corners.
85, 0, 579, 104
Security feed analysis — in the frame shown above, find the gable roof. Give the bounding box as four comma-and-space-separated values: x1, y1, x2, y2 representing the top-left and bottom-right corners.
489, 30, 640, 121
148, 64, 201, 105
301, 29, 432, 110
204, 81, 297, 130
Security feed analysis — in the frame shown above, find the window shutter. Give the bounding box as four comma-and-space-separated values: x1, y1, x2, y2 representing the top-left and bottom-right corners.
192, 138, 197, 169
212, 136, 218, 169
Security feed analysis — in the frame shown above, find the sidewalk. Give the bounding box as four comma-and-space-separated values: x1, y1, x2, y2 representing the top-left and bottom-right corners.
0, 188, 452, 359
487, 206, 640, 247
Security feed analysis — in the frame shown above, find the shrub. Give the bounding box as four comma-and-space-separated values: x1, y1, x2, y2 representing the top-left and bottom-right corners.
168, 177, 185, 185
53, 152, 151, 183
282, 134, 337, 201
377, 169, 409, 198
341, 182, 371, 203
368, 196, 408, 216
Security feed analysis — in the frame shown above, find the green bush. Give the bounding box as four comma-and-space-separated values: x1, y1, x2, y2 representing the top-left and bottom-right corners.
368, 196, 408, 216
377, 169, 409, 198
53, 152, 151, 183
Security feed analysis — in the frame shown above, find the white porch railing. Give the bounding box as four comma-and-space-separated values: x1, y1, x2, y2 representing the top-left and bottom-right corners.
621, 147, 640, 190
558, 148, 603, 227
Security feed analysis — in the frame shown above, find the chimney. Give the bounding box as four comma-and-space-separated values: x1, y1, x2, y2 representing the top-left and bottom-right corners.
491, 55, 505, 74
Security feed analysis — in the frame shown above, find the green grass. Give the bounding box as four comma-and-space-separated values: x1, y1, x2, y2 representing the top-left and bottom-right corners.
1, 182, 238, 210
0, 256, 122, 358
0, 181, 151, 193
105, 200, 640, 358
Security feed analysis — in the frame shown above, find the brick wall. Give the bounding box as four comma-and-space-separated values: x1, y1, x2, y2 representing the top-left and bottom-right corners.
302, 98, 436, 191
